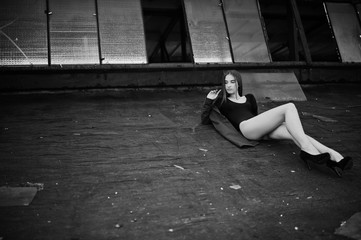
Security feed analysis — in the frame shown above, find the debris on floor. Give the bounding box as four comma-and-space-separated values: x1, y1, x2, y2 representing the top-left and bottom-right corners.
229, 184, 242, 190
174, 165, 185, 170
302, 112, 338, 123
335, 212, 361, 240
20, 182, 44, 191
0, 186, 38, 207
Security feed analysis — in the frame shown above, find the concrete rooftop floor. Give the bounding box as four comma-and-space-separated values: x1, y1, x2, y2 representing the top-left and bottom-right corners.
0, 83, 361, 240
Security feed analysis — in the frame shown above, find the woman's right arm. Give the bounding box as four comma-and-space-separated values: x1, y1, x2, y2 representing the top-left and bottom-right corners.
201, 90, 221, 124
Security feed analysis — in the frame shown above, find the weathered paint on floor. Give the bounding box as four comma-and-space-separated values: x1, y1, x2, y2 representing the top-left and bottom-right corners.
0, 84, 360, 240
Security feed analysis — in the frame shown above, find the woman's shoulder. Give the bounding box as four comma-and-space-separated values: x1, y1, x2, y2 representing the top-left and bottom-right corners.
245, 93, 256, 100
245, 94, 258, 106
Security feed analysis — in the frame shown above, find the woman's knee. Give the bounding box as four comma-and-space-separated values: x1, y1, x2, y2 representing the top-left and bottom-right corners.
284, 102, 297, 113
285, 102, 296, 109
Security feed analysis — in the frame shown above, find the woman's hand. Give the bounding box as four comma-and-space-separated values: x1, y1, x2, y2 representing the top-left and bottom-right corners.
207, 89, 221, 100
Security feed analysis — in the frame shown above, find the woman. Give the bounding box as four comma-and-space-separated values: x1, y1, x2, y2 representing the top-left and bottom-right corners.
201, 70, 352, 177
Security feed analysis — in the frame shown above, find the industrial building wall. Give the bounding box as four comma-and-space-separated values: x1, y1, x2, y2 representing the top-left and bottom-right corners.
1, 0, 361, 91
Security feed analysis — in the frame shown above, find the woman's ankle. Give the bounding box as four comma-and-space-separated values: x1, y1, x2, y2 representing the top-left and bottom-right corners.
301, 146, 319, 155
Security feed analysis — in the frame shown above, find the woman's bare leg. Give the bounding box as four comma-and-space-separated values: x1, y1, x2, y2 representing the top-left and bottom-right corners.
240, 103, 319, 155
269, 124, 344, 162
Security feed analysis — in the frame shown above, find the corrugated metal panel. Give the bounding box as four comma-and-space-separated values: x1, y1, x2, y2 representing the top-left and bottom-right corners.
183, 0, 232, 63
0, 0, 47, 65
224, 0, 270, 62
49, 0, 99, 64
326, 3, 361, 62
98, 0, 147, 64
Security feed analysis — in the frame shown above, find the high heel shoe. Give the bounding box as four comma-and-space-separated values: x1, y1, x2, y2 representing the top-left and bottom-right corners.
300, 151, 330, 170
326, 157, 353, 177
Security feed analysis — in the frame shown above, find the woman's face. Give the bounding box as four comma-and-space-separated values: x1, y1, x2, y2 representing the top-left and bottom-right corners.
224, 74, 238, 95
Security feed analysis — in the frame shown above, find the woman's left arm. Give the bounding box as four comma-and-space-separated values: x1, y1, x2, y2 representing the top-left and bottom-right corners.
248, 94, 258, 115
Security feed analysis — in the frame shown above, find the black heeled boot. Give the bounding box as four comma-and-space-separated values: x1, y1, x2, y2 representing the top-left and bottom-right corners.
300, 151, 330, 170
326, 157, 353, 177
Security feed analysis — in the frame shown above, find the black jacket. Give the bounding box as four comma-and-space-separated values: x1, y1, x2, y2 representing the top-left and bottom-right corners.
201, 94, 259, 148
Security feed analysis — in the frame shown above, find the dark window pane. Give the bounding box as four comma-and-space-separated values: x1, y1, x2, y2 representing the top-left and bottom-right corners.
142, 0, 192, 63
258, 0, 290, 61
297, 1, 339, 62
0, 0, 47, 65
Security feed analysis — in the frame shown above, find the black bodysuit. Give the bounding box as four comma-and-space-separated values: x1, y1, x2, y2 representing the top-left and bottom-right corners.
217, 94, 258, 131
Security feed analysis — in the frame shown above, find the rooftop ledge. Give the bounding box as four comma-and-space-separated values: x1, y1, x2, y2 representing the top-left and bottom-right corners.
2, 62, 361, 73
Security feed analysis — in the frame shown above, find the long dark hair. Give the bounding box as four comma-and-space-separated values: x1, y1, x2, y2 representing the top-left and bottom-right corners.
220, 70, 243, 105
